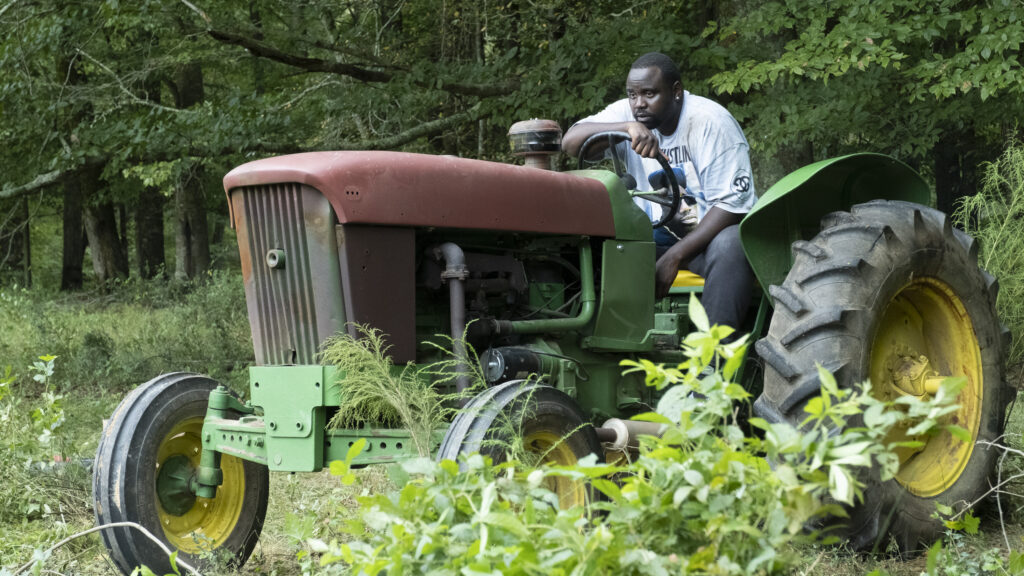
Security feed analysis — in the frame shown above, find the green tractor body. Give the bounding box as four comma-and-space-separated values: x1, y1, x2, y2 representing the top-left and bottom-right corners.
93, 140, 1009, 573
212, 151, 932, 473
740, 153, 930, 292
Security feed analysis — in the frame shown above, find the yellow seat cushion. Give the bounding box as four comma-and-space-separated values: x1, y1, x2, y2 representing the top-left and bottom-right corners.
672, 270, 705, 288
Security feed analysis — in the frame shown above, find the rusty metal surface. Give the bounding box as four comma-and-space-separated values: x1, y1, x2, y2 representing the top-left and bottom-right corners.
231, 184, 346, 365
223, 151, 615, 237
337, 225, 416, 363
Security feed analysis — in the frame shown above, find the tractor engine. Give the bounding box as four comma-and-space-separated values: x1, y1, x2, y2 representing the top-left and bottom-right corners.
222, 148, 633, 376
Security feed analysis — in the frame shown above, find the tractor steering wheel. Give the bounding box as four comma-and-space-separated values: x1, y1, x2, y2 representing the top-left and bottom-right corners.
576, 131, 682, 229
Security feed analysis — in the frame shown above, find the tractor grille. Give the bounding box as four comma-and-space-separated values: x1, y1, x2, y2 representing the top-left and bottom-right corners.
232, 184, 343, 365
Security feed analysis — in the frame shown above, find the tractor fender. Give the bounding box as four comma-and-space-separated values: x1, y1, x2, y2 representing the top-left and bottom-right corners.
738, 153, 930, 299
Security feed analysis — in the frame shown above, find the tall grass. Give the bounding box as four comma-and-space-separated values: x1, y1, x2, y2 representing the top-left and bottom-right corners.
0, 271, 253, 393
320, 327, 447, 457
955, 142, 1024, 365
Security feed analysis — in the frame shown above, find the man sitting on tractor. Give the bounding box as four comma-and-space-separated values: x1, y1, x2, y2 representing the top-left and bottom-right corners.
563, 52, 757, 332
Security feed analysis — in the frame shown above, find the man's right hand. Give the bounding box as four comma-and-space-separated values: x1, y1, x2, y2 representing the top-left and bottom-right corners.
563, 121, 662, 159
625, 121, 660, 158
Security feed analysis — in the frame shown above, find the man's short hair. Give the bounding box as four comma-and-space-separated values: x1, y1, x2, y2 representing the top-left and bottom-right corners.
630, 52, 681, 88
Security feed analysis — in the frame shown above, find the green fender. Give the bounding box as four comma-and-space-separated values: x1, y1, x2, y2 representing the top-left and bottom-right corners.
738, 153, 930, 299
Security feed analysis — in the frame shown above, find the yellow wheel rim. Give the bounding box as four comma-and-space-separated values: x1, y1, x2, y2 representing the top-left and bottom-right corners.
523, 430, 587, 508
870, 277, 983, 497
155, 417, 246, 553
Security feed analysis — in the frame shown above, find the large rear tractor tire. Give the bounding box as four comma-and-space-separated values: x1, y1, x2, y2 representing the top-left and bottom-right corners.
93, 373, 269, 575
438, 380, 603, 508
754, 200, 1011, 552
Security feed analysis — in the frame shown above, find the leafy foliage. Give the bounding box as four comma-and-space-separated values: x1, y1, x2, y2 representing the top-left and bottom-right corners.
704, 1, 1024, 164
301, 296, 969, 575
4, 1, 1021, 193
0, 355, 94, 568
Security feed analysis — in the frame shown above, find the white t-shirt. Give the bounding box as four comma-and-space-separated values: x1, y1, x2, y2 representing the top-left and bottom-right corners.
574, 91, 757, 222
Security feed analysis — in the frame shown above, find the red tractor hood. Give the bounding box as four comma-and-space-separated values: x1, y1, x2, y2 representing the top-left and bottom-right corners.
223, 151, 616, 237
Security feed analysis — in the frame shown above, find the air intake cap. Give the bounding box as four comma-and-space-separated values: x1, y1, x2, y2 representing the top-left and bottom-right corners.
508, 119, 562, 170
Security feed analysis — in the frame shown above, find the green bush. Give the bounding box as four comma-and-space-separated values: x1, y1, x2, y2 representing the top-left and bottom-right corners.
955, 141, 1024, 364
0, 356, 94, 567
301, 297, 967, 575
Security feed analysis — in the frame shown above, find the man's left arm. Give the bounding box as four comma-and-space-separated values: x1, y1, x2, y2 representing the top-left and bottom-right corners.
654, 206, 742, 298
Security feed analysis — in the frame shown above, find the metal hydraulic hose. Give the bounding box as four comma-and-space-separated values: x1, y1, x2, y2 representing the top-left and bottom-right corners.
492, 243, 595, 334
432, 242, 471, 396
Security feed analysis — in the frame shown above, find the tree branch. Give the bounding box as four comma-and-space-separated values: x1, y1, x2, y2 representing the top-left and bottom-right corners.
328, 108, 475, 150
0, 158, 104, 200
76, 49, 188, 115
209, 28, 393, 82
0, 0, 20, 19
207, 28, 518, 98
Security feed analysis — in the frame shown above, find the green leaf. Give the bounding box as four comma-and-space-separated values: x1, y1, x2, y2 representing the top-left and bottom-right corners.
167, 550, 181, 575
688, 293, 710, 332
630, 412, 673, 425
656, 385, 692, 424
946, 425, 972, 442
346, 438, 367, 464
591, 478, 622, 501
1009, 549, 1024, 573
482, 511, 530, 538
962, 511, 980, 534
329, 459, 349, 477
926, 540, 943, 574
828, 465, 854, 505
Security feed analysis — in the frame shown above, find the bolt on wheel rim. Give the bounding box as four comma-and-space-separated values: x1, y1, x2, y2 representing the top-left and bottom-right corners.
155, 417, 247, 553
870, 277, 982, 497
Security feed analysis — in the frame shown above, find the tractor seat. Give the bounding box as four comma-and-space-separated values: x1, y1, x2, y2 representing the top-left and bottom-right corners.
672, 270, 705, 289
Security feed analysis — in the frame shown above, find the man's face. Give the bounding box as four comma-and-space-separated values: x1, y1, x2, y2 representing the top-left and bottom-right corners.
626, 66, 677, 132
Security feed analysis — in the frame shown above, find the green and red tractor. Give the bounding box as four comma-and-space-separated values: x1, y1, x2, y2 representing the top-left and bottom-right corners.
92, 123, 1012, 573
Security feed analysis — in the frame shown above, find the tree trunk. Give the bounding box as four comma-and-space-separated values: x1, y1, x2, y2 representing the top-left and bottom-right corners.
130, 72, 166, 279
174, 166, 210, 280
61, 169, 87, 290
776, 140, 814, 175
0, 198, 30, 286
173, 62, 210, 280
117, 203, 128, 259
135, 184, 165, 278
57, 46, 89, 291
250, 0, 264, 95
210, 213, 225, 245
20, 197, 30, 287
83, 201, 129, 285
934, 129, 978, 217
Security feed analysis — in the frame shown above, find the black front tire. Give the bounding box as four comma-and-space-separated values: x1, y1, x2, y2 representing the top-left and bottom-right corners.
93, 373, 269, 575
754, 200, 1011, 552
438, 380, 603, 507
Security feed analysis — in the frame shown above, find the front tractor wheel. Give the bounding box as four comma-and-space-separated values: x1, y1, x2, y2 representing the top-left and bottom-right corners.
93, 373, 269, 575
437, 380, 603, 508
754, 200, 1011, 552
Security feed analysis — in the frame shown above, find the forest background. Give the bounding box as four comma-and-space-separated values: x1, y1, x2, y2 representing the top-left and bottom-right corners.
1, 0, 1023, 289
1, 1, 1024, 573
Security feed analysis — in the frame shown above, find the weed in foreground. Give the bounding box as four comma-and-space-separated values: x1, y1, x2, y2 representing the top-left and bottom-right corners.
320, 325, 447, 458
299, 296, 991, 575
